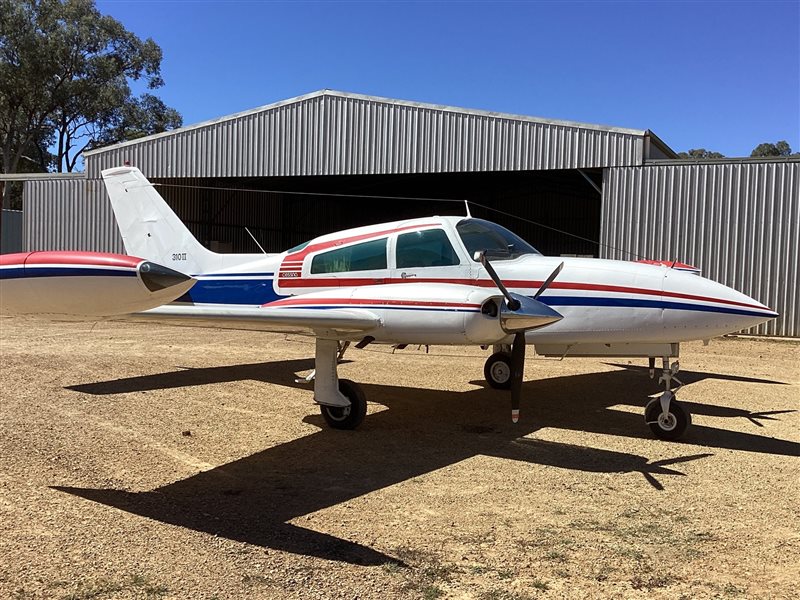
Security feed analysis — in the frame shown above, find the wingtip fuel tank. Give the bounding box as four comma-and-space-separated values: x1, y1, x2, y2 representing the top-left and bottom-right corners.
0, 251, 195, 319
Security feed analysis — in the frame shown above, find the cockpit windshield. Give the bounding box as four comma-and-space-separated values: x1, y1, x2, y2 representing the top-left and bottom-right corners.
456, 218, 541, 260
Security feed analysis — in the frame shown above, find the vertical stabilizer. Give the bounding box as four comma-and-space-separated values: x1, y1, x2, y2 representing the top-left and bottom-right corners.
102, 167, 221, 275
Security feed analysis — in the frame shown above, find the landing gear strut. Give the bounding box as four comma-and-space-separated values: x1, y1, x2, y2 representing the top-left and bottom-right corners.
645, 357, 691, 440
312, 338, 367, 430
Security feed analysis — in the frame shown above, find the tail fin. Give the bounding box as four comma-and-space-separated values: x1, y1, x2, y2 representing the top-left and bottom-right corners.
102, 167, 220, 275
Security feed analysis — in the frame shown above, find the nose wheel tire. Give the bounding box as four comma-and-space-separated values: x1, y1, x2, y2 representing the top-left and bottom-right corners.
484, 352, 513, 390
320, 379, 367, 430
645, 397, 691, 441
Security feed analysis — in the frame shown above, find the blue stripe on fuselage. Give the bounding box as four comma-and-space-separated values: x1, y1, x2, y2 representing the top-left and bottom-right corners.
177, 277, 281, 305
193, 272, 276, 278
538, 295, 775, 318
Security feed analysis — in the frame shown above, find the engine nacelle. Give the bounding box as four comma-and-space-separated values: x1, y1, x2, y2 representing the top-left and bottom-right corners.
369, 283, 508, 345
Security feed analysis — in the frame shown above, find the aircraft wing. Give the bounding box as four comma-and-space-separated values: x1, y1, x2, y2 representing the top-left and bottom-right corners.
144, 304, 382, 333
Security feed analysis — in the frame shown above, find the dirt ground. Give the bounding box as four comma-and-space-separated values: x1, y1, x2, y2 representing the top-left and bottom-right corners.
0, 316, 798, 600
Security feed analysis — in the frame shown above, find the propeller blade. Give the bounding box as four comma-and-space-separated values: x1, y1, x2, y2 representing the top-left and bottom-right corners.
475, 251, 520, 310
510, 331, 526, 423
533, 262, 564, 300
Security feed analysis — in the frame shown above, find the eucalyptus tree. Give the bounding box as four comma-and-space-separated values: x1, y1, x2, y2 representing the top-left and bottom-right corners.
0, 0, 181, 206
676, 149, 725, 159
750, 141, 795, 157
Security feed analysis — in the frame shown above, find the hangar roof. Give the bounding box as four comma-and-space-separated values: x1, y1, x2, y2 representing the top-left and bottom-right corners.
84, 89, 676, 179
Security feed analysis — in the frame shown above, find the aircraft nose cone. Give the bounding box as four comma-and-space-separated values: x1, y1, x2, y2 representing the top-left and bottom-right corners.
500, 292, 563, 333
662, 270, 777, 336
138, 261, 193, 292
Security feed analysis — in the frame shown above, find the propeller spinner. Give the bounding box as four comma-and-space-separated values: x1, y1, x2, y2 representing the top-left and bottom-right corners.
476, 252, 564, 423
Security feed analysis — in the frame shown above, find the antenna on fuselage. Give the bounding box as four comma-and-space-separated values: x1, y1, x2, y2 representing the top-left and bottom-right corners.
464, 200, 472, 218
245, 227, 267, 254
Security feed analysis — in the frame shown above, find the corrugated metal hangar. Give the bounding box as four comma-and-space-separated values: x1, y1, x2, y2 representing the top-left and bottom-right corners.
19, 90, 800, 336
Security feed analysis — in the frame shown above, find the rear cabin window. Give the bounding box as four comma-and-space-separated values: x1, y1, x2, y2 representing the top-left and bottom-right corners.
396, 229, 461, 268
310, 238, 388, 274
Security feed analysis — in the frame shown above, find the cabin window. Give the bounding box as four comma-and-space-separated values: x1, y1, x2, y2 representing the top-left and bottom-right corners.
396, 229, 461, 268
310, 238, 388, 274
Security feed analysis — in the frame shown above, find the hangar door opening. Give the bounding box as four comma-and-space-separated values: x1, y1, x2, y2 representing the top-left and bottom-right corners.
153, 168, 603, 258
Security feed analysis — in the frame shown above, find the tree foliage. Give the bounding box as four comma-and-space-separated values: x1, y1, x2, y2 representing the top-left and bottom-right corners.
676, 148, 726, 159
0, 0, 182, 187
750, 140, 794, 157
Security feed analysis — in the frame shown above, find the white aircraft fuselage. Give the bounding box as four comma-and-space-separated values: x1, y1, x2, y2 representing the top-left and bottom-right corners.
141, 215, 775, 347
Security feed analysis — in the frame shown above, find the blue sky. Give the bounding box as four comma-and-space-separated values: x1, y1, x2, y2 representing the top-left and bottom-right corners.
97, 0, 799, 157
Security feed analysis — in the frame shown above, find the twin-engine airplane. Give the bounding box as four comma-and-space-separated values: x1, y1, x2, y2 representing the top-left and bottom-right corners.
0, 167, 778, 440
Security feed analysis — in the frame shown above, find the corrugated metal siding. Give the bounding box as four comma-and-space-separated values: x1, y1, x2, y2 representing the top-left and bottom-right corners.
600, 161, 800, 337
1, 210, 23, 253
86, 93, 645, 178
23, 179, 123, 253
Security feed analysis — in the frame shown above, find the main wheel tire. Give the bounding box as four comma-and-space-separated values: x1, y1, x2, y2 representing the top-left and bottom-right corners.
645, 397, 691, 441
320, 379, 367, 430
484, 352, 513, 390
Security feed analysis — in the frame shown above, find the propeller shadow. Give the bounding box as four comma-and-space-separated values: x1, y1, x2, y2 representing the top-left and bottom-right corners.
499, 440, 713, 491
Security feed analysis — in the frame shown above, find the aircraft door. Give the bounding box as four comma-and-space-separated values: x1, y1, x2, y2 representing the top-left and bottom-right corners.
390, 228, 474, 284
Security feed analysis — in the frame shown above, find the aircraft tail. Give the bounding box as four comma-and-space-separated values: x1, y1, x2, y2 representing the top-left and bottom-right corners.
102, 166, 222, 275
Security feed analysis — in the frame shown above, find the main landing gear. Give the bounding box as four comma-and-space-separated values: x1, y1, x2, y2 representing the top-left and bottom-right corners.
645, 357, 691, 440
308, 338, 367, 430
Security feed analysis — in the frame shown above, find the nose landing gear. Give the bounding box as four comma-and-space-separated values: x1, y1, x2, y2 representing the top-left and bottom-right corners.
645, 357, 691, 440
484, 350, 513, 390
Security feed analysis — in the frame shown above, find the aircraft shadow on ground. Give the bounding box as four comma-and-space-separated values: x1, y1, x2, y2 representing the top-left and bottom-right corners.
57, 359, 799, 564
66, 358, 316, 396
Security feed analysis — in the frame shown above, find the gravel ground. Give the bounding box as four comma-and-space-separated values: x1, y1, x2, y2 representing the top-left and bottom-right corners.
0, 316, 798, 600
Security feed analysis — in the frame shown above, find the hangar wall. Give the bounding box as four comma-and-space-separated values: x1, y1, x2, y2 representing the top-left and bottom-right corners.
23, 179, 123, 253
600, 159, 799, 337
1, 209, 23, 253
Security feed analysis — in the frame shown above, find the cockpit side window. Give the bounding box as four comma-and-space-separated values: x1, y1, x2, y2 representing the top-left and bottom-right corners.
456, 218, 540, 260
310, 238, 388, 274
396, 229, 461, 268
